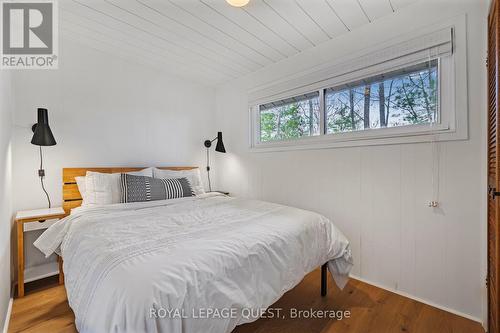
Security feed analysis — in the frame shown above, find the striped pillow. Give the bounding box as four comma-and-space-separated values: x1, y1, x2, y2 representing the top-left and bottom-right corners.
120, 174, 194, 203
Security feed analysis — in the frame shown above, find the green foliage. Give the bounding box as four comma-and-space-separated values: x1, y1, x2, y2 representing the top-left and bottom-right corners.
326, 88, 363, 133
327, 103, 357, 133
280, 104, 304, 139
393, 70, 437, 125
260, 100, 319, 142
260, 111, 277, 142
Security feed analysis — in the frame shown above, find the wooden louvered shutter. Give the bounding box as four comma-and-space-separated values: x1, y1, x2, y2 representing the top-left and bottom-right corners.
488, 1, 500, 332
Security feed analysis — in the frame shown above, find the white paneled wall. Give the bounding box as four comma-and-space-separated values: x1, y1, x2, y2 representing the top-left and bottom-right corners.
11, 37, 216, 275
0, 72, 13, 331
214, 0, 487, 322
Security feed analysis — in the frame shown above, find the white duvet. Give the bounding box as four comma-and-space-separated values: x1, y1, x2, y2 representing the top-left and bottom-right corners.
35, 193, 352, 333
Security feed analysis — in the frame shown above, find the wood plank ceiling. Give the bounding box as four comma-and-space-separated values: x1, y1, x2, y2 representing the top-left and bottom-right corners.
60, 0, 418, 86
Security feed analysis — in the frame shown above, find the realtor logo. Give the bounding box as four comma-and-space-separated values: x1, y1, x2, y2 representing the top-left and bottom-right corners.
1, 0, 58, 69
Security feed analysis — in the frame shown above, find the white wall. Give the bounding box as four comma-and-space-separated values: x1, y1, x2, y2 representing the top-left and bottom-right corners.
214, 0, 487, 322
0, 71, 13, 330
11, 37, 216, 269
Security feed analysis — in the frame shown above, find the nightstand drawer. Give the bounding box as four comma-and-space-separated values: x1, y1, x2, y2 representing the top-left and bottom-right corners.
23, 218, 59, 232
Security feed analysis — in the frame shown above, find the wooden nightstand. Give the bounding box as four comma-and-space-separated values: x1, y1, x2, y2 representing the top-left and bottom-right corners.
16, 207, 66, 297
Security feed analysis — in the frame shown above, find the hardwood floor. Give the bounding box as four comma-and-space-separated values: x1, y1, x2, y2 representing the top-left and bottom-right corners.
8, 269, 484, 333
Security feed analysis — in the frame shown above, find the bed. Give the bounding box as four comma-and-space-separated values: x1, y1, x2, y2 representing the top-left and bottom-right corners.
34, 167, 352, 333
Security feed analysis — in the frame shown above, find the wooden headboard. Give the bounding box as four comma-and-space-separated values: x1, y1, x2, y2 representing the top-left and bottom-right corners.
62, 167, 198, 215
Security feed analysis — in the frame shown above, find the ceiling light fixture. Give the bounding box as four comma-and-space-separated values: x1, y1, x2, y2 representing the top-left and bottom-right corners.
226, 0, 250, 7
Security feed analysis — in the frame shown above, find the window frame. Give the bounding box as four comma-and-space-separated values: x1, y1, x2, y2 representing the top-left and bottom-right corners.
251, 57, 451, 150
248, 21, 467, 152
323, 59, 441, 135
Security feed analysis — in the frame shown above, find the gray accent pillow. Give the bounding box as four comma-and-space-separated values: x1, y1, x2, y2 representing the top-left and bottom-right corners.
120, 174, 194, 203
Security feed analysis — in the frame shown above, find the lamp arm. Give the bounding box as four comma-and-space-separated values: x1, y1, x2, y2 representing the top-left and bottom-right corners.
204, 136, 217, 149
38, 146, 51, 208
39, 145, 43, 172
206, 147, 212, 192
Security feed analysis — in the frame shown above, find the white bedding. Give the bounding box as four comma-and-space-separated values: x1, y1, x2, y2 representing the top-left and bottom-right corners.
35, 193, 352, 333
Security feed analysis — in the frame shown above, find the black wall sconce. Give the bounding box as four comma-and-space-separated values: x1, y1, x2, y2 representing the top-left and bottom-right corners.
31, 108, 56, 208
204, 131, 226, 192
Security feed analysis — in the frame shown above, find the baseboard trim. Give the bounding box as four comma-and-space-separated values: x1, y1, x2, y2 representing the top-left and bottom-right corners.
1, 298, 12, 333
349, 274, 483, 325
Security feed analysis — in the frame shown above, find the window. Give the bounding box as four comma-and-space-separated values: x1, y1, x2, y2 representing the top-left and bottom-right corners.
255, 60, 439, 145
249, 24, 468, 151
325, 60, 438, 134
259, 92, 320, 142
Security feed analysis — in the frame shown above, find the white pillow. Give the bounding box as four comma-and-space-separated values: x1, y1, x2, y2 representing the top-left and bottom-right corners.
85, 167, 153, 205
75, 176, 89, 205
153, 168, 205, 195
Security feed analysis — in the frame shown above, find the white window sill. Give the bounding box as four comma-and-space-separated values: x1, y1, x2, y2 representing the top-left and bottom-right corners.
249, 123, 467, 152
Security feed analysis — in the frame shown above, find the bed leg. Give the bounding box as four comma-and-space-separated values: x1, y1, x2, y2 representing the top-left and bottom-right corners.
321, 263, 327, 297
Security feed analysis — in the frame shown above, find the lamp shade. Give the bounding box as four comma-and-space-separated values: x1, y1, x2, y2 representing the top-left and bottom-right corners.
31, 108, 56, 146
215, 131, 226, 153
226, 0, 249, 7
